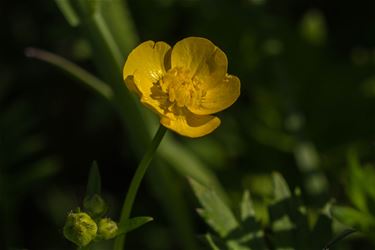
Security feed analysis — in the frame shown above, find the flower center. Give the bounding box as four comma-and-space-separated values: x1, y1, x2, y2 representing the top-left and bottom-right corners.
160, 67, 204, 108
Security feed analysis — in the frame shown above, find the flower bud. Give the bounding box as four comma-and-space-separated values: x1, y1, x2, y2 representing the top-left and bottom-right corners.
97, 218, 118, 240
83, 194, 108, 218
63, 212, 97, 247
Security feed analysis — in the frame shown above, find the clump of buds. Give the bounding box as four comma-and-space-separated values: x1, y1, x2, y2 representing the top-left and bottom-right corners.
63, 194, 118, 247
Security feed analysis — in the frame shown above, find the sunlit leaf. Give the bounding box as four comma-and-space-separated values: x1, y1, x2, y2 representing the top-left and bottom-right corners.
332, 205, 375, 233
311, 202, 333, 248
241, 190, 255, 221
269, 173, 309, 249
347, 150, 369, 212
190, 178, 238, 237
205, 234, 227, 250
272, 172, 292, 201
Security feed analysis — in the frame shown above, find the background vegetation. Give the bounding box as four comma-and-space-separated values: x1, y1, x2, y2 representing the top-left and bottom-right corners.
0, 0, 374, 249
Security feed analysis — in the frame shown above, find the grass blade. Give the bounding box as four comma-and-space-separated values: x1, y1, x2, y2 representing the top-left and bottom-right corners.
323, 229, 357, 250
25, 47, 113, 100
55, 0, 80, 27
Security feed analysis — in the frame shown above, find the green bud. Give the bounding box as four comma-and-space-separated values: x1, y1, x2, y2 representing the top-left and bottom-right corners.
83, 194, 108, 217
63, 212, 97, 247
97, 218, 118, 240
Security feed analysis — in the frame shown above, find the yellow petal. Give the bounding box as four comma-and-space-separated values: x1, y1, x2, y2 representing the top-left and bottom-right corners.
171, 37, 228, 85
188, 74, 240, 115
123, 41, 171, 114
160, 109, 221, 138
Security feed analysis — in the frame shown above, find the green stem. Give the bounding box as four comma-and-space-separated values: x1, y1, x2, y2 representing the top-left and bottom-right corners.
114, 125, 167, 250
323, 229, 357, 250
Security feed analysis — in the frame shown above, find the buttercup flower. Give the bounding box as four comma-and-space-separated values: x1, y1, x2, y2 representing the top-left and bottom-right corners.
123, 37, 240, 137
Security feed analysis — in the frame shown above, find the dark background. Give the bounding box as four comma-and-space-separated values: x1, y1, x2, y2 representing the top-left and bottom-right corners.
0, 0, 374, 249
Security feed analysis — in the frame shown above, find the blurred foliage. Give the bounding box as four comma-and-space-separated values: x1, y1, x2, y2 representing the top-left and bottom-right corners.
0, 0, 374, 249
190, 172, 342, 250
332, 151, 375, 240
0, 67, 61, 248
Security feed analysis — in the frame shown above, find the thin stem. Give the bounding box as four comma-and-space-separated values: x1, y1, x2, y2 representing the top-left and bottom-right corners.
114, 125, 167, 250
323, 229, 357, 250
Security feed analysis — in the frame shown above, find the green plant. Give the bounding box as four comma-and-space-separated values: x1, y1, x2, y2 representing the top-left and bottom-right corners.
332, 151, 375, 240
191, 172, 353, 250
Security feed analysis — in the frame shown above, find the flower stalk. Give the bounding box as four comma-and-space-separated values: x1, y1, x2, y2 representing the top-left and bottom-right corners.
114, 125, 167, 250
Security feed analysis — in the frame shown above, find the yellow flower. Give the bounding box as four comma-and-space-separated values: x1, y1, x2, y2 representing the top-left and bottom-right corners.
123, 37, 240, 137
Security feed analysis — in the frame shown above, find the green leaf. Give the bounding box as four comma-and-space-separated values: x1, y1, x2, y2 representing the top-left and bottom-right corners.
240, 190, 255, 221
311, 202, 333, 249
239, 190, 267, 250
86, 161, 101, 196
193, 183, 267, 250
347, 150, 369, 212
55, 0, 80, 27
269, 172, 309, 250
347, 150, 375, 215
272, 172, 291, 201
269, 172, 294, 232
193, 172, 334, 250
99, 0, 138, 55
116, 216, 153, 234
233, 191, 269, 250
205, 234, 228, 250
83, 0, 103, 15
331, 205, 375, 233
293, 141, 328, 203
190, 178, 238, 238
227, 240, 254, 250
